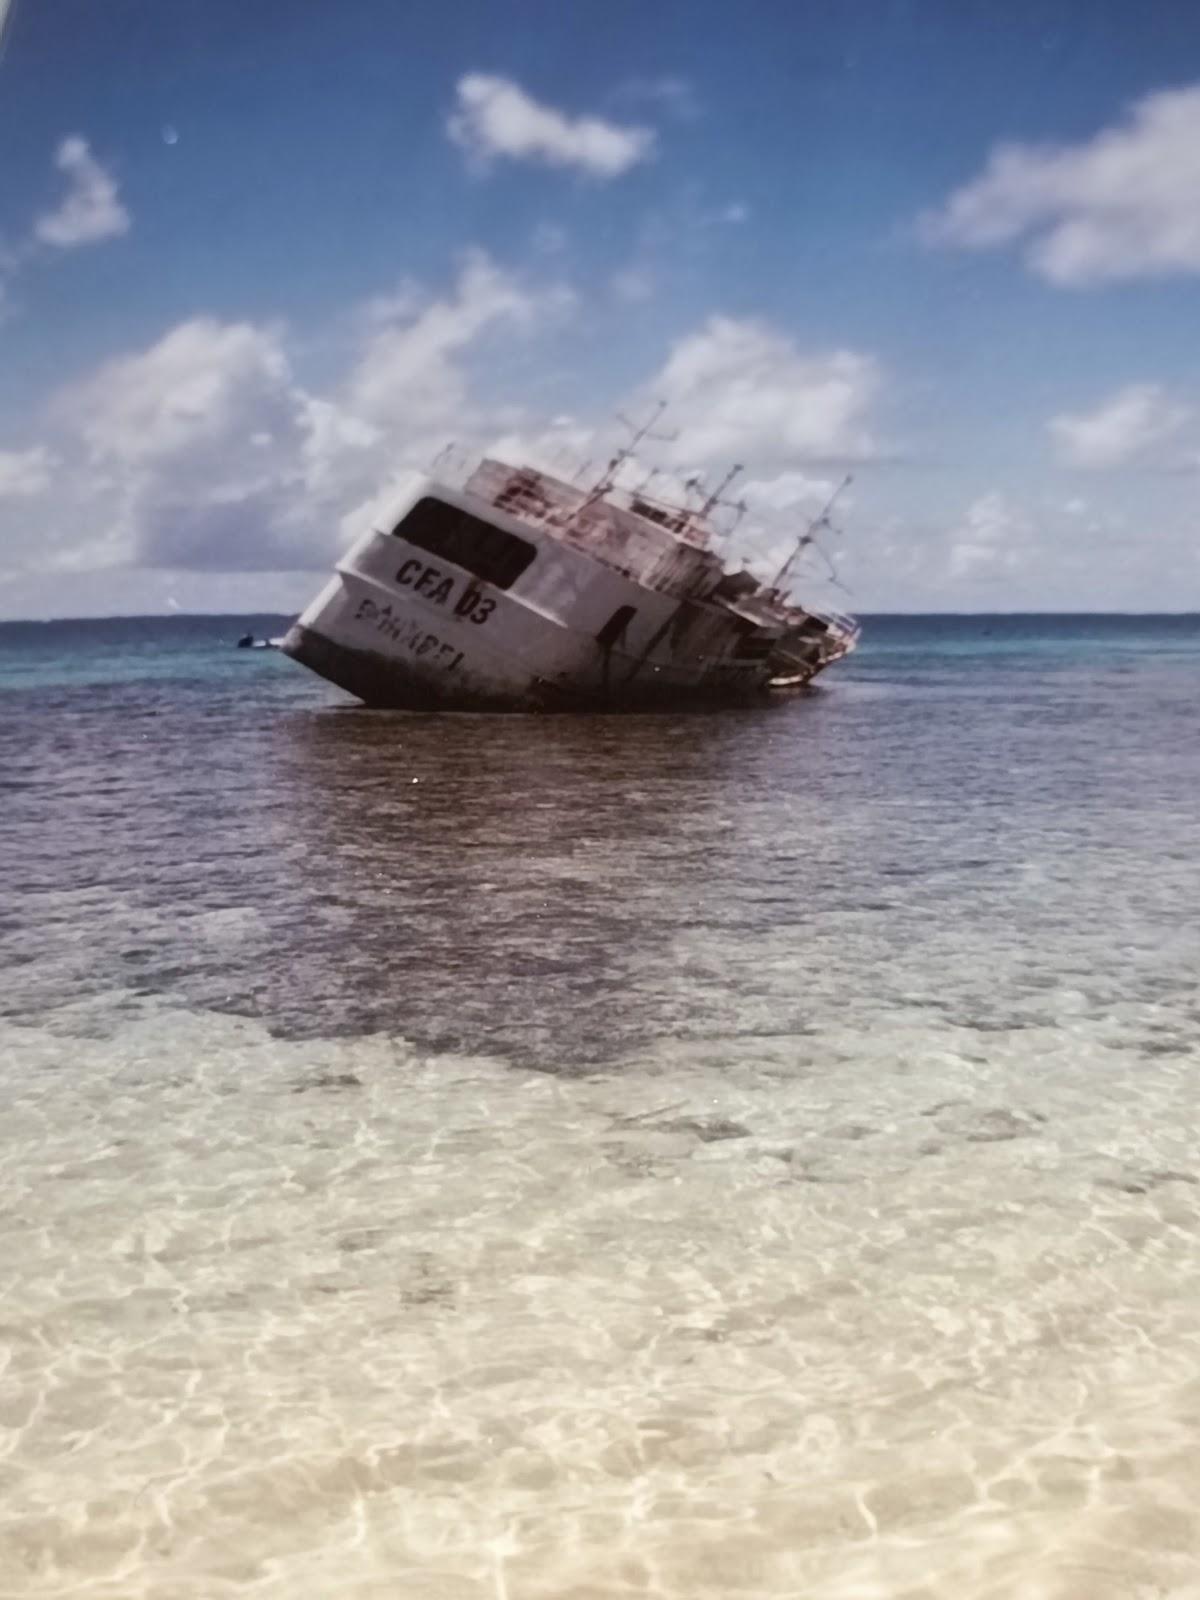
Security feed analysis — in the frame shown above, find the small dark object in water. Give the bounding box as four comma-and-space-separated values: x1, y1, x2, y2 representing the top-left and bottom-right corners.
236, 633, 255, 648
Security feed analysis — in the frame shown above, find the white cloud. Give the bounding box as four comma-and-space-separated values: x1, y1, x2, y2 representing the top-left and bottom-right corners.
482, 414, 598, 481
8, 289, 885, 599
921, 84, 1200, 286
297, 396, 380, 498
64, 318, 297, 468
10, 256, 1200, 613
643, 316, 885, 467
34, 136, 130, 249
327, 253, 573, 543
33, 252, 574, 575
0, 446, 56, 497
448, 74, 654, 178
820, 489, 1148, 610
946, 492, 1033, 581
343, 249, 565, 424
57, 317, 320, 571
356, 279, 428, 326
1049, 383, 1193, 469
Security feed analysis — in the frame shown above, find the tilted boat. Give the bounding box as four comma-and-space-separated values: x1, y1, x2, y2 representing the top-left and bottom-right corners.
282, 453, 859, 711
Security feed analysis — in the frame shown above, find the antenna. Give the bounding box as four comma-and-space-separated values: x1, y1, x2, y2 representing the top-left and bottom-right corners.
770, 474, 853, 592
615, 401, 677, 454
583, 402, 678, 504
698, 463, 744, 520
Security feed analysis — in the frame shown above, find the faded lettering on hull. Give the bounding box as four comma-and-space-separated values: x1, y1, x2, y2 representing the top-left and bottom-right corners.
353, 596, 464, 672
395, 558, 495, 624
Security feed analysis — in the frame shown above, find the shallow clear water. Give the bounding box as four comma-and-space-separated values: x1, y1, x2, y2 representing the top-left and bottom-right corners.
1, 614, 1198, 1598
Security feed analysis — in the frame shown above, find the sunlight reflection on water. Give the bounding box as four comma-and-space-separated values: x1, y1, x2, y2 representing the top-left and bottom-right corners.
1, 617, 1198, 1596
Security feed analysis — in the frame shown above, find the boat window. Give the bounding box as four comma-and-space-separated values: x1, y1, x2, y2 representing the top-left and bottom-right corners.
391, 497, 536, 589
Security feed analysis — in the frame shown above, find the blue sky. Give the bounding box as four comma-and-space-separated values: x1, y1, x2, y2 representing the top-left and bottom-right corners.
2, 0, 1199, 616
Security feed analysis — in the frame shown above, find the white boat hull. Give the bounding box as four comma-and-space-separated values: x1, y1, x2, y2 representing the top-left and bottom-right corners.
283, 468, 855, 711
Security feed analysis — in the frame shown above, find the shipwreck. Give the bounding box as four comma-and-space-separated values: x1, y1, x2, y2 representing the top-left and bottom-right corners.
283, 446, 860, 711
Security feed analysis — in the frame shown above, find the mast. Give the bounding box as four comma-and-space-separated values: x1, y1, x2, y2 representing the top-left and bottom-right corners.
698, 463, 744, 520
580, 402, 676, 508
770, 475, 852, 593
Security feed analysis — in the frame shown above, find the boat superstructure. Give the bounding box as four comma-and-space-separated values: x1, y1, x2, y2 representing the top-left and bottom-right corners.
282, 455, 859, 711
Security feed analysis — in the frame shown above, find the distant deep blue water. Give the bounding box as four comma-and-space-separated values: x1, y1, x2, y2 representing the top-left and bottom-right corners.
1, 611, 1198, 1598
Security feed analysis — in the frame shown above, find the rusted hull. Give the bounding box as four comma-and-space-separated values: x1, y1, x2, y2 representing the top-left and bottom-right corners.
765, 648, 850, 690
283, 624, 787, 712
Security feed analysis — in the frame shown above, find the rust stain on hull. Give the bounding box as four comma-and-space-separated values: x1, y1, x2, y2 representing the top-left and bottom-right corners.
284, 626, 805, 713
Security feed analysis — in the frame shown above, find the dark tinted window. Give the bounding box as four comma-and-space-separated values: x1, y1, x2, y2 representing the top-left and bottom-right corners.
391, 497, 536, 590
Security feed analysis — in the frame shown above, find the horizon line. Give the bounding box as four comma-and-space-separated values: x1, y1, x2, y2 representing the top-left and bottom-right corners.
4, 609, 1200, 626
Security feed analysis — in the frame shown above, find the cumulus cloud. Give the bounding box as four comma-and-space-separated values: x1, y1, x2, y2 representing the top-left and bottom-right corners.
644, 316, 885, 467
65, 319, 297, 468
478, 322, 884, 583
921, 84, 1200, 286
2, 239, 897, 603
828, 489, 1141, 609
57, 317, 319, 570
481, 414, 598, 480
11, 269, 1199, 613
343, 249, 565, 423
448, 74, 654, 178
38, 252, 574, 574
1049, 383, 1194, 469
944, 492, 1039, 583
34, 136, 130, 249
0, 446, 57, 498
476, 330, 876, 597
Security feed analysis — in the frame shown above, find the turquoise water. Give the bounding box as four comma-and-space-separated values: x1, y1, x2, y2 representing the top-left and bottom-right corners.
1, 613, 1198, 1599
3, 611, 1198, 690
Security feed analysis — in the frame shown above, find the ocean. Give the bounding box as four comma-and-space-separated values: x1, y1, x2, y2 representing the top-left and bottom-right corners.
1, 613, 1197, 1599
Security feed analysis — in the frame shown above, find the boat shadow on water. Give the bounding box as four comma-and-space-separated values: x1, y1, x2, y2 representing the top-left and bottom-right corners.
231, 695, 840, 1064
